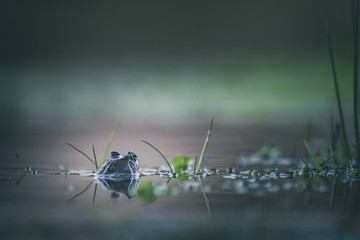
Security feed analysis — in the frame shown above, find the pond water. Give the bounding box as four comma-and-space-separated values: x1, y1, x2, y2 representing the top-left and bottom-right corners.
1, 124, 359, 240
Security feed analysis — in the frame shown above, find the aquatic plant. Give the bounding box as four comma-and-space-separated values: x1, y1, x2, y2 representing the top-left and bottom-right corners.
142, 118, 214, 177
302, 2, 360, 176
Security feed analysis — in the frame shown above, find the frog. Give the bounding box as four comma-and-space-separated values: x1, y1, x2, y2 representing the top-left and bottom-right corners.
95, 151, 139, 180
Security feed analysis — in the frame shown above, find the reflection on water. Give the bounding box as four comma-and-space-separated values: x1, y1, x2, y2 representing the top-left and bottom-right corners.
1, 127, 360, 239
97, 178, 139, 200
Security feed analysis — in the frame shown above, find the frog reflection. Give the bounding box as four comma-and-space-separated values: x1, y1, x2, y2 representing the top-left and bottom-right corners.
96, 177, 139, 199
94, 151, 139, 199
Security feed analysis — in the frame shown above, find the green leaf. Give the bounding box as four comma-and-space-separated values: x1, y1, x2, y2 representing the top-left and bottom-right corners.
304, 139, 320, 168
137, 181, 157, 204
173, 155, 190, 173
258, 146, 271, 159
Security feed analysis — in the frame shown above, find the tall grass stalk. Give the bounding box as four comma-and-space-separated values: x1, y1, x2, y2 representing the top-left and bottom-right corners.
197, 117, 214, 173
141, 140, 174, 173
101, 123, 120, 163
327, 24, 352, 168
330, 145, 337, 176
92, 145, 98, 170
352, 0, 360, 164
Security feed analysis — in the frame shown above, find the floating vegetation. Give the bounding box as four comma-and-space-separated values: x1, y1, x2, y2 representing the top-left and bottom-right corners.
137, 180, 178, 204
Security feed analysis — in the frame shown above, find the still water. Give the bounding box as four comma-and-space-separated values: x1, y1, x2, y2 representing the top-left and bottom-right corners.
0, 124, 359, 239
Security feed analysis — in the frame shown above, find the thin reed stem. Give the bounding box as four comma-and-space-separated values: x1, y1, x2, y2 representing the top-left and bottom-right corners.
92, 145, 99, 170
66, 143, 97, 167
326, 23, 352, 168
101, 123, 120, 163
352, 0, 360, 164
141, 140, 174, 173
197, 117, 214, 173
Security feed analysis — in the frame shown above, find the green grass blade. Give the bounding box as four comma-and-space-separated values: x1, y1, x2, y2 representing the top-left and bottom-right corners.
92, 145, 99, 170
303, 139, 319, 168
197, 117, 214, 173
101, 123, 120, 163
326, 24, 352, 168
299, 155, 314, 176
352, 0, 360, 164
193, 155, 198, 174
66, 143, 96, 167
142, 140, 174, 173
329, 145, 337, 176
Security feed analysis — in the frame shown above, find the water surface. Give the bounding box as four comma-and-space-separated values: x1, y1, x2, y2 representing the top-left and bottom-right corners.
1, 124, 359, 239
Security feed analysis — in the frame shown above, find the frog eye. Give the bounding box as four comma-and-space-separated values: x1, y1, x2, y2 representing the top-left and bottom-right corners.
128, 151, 137, 161
110, 151, 121, 159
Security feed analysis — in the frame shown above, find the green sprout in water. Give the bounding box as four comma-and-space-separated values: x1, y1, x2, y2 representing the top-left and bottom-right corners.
173, 155, 190, 173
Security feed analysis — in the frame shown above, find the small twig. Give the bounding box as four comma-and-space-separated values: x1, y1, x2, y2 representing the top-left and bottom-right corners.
15, 153, 29, 168
16, 172, 27, 185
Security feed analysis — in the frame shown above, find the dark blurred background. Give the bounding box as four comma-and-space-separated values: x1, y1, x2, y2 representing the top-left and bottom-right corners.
0, 0, 354, 131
